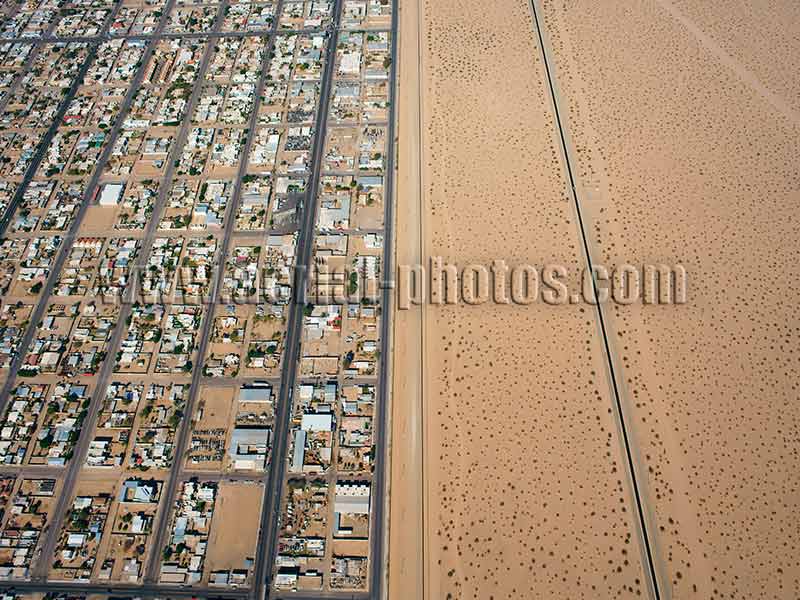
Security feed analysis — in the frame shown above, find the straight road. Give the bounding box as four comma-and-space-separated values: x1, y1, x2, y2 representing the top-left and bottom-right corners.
251, 3, 343, 598
271, 593, 369, 600
0, 3, 124, 236
0, 1, 125, 417
0, 2, 399, 598
527, 1, 663, 598
142, 0, 286, 585
26, 0, 209, 580
0, 580, 249, 599
367, 0, 400, 597
0, 1, 127, 418
0, 16, 61, 116
0, 27, 334, 46
0, 465, 63, 479
181, 471, 270, 483
82, 2, 239, 583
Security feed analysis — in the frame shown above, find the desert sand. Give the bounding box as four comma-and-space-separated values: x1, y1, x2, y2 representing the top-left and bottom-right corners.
390, 0, 800, 598
540, 0, 800, 597
391, 0, 654, 598
387, 0, 425, 596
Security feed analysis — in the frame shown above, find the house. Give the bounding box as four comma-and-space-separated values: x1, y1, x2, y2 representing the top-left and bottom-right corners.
98, 182, 124, 206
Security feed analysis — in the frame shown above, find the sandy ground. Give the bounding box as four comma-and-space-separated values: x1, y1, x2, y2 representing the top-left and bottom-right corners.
195, 387, 237, 430
387, 0, 424, 598
668, 0, 800, 117
389, 0, 800, 598
539, 0, 800, 597
204, 480, 263, 579
389, 0, 658, 598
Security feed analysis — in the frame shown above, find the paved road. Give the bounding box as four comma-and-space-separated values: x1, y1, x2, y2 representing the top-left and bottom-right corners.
181, 470, 270, 483
0, 0, 399, 596
0, 580, 250, 599
251, 3, 343, 599
271, 593, 369, 600
90, 2, 238, 583
0, 27, 334, 46
0, 27, 120, 236
0, 17, 61, 116
0, 1, 125, 416
142, 0, 285, 585
0, 2, 127, 419
367, 0, 400, 597
26, 0, 183, 580
193, 374, 380, 394
527, 1, 663, 598
0, 51, 93, 237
